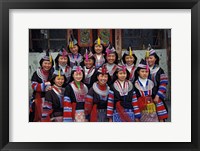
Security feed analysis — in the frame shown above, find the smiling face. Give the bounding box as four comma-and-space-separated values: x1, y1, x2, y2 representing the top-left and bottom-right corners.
58, 56, 68, 66
138, 69, 149, 79
117, 70, 127, 82
73, 71, 83, 82
42, 60, 52, 71
54, 76, 65, 87
84, 58, 94, 69
147, 55, 156, 67
69, 45, 79, 55
97, 74, 108, 85
106, 53, 116, 64
94, 44, 103, 54
125, 55, 134, 66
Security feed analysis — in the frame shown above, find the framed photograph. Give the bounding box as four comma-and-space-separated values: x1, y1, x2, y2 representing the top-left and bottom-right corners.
1, 0, 199, 151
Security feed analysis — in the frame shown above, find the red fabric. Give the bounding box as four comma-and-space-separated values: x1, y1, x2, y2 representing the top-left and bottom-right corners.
116, 101, 133, 122
84, 97, 93, 115
137, 96, 147, 111
98, 84, 106, 91
90, 104, 97, 122
72, 102, 76, 120
34, 93, 42, 122
41, 69, 49, 76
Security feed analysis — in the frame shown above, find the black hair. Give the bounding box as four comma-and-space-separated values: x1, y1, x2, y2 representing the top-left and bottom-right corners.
122, 53, 137, 65
81, 56, 96, 67
94, 71, 112, 84
67, 44, 81, 54
69, 70, 85, 83
50, 74, 67, 88
54, 54, 70, 67
150, 53, 160, 65
134, 67, 150, 83
105, 51, 119, 65
39, 58, 54, 69
112, 69, 130, 83
92, 43, 106, 54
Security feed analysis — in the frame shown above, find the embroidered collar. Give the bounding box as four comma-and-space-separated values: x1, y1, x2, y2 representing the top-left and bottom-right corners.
134, 79, 154, 92
70, 81, 88, 96
126, 64, 134, 72
52, 85, 64, 96
84, 66, 95, 78
93, 82, 110, 96
106, 63, 118, 76
37, 68, 49, 82
68, 53, 83, 63
150, 65, 160, 75
113, 80, 133, 96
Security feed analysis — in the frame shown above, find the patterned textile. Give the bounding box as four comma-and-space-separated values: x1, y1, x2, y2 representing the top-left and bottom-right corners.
140, 112, 158, 122
94, 54, 105, 69
75, 110, 86, 122
113, 109, 135, 122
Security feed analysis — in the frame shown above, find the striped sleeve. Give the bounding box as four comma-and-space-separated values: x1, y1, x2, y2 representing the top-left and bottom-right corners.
107, 90, 114, 118
157, 74, 168, 99
41, 100, 52, 122
132, 91, 141, 119
84, 95, 93, 116
63, 96, 73, 122
31, 81, 45, 92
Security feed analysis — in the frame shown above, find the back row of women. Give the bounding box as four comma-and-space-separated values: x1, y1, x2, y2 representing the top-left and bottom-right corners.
29, 35, 168, 122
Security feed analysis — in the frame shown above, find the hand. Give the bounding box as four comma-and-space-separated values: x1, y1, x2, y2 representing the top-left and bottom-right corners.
45, 86, 52, 91
45, 81, 51, 86
135, 118, 140, 122
154, 95, 159, 103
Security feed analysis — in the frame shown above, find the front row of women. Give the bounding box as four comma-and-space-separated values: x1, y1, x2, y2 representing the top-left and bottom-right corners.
29, 47, 168, 122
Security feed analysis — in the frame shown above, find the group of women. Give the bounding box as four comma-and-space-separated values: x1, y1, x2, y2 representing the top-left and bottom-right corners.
29, 36, 168, 122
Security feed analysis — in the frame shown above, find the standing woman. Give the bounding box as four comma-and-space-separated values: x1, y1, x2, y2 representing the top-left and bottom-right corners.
121, 46, 137, 82
29, 50, 54, 122
103, 44, 118, 85
54, 47, 71, 86
81, 49, 97, 89
92, 37, 106, 69
64, 64, 88, 122
134, 59, 159, 122
107, 65, 141, 122
68, 34, 83, 68
145, 48, 168, 121
42, 67, 72, 122
84, 65, 111, 122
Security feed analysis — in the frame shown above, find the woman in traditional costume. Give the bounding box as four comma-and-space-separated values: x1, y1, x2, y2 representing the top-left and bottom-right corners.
84, 65, 111, 122
29, 50, 54, 122
64, 64, 88, 122
54, 47, 71, 86
121, 46, 137, 82
81, 48, 97, 89
107, 65, 141, 122
42, 67, 72, 122
92, 37, 106, 69
103, 43, 118, 85
146, 46, 168, 121
134, 59, 168, 122
68, 33, 83, 68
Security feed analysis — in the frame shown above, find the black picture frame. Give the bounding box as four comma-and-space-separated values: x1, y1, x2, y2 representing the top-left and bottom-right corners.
0, 0, 199, 151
